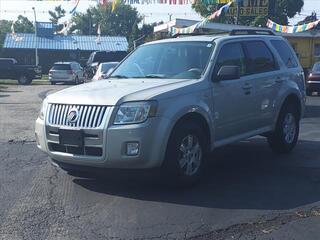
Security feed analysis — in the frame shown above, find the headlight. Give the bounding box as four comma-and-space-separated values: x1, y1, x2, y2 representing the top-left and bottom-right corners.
114, 101, 157, 125
39, 98, 48, 120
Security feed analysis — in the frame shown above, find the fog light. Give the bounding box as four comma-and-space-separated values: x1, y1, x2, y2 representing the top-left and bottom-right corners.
126, 142, 139, 156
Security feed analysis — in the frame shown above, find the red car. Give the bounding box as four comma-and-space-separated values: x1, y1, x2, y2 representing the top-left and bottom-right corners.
307, 62, 320, 96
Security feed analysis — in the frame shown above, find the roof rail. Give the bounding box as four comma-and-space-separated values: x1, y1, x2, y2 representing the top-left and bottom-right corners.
173, 31, 229, 38
230, 29, 275, 36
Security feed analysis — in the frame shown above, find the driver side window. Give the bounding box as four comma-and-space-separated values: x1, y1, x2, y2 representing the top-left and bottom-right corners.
214, 42, 246, 78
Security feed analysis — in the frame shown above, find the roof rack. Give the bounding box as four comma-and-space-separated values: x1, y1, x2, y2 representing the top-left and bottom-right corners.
173, 31, 229, 38
230, 29, 275, 36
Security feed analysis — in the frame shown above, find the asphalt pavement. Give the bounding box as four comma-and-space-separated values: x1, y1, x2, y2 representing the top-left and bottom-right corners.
1, 84, 320, 240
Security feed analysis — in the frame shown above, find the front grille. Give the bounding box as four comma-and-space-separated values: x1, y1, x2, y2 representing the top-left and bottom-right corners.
48, 104, 107, 128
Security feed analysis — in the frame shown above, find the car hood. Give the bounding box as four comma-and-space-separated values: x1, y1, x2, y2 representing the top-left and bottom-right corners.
47, 78, 195, 105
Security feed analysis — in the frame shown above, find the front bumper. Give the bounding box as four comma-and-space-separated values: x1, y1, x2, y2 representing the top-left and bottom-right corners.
35, 116, 171, 170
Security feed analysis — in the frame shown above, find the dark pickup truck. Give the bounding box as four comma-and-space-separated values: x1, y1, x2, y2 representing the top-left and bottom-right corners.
0, 58, 42, 85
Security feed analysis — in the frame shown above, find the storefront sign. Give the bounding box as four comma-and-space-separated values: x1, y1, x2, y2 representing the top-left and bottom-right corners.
226, 0, 269, 16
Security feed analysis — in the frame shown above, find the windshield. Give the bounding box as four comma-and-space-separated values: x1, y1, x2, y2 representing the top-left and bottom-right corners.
312, 62, 320, 72
110, 42, 214, 79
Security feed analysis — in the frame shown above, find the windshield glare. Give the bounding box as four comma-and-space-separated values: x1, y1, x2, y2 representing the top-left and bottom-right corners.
111, 42, 214, 80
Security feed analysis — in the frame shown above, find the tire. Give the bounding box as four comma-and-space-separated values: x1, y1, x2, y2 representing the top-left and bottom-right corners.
162, 121, 207, 186
267, 103, 300, 154
18, 75, 32, 85
74, 77, 79, 85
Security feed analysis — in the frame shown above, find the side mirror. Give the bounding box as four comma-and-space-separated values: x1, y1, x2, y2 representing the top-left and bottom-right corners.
215, 65, 240, 81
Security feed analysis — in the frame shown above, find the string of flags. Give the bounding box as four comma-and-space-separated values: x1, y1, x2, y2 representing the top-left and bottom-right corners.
266, 19, 320, 33
171, 0, 233, 35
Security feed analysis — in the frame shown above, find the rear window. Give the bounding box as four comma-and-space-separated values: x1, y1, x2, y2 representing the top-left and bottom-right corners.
243, 41, 277, 75
271, 40, 298, 68
52, 64, 71, 70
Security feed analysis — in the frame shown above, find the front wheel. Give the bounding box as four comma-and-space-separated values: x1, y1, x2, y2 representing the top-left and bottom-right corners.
268, 104, 300, 154
162, 121, 207, 186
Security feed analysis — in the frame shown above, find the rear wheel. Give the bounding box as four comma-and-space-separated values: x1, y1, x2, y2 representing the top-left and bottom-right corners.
50, 81, 56, 85
18, 75, 32, 85
162, 121, 207, 186
268, 103, 300, 154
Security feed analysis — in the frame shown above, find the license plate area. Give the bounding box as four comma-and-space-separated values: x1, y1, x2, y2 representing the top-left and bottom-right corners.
59, 129, 84, 147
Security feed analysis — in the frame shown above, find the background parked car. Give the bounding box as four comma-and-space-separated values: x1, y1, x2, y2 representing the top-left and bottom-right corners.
0, 58, 42, 85
49, 62, 84, 85
91, 62, 118, 81
84, 51, 127, 80
306, 62, 320, 96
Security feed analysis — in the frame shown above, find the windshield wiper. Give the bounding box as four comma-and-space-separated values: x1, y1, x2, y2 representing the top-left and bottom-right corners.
110, 75, 128, 79
134, 74, 166, 79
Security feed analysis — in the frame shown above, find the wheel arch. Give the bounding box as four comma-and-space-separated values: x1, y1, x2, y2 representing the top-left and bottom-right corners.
167, 112, 212, 153
281, 93, 302, 119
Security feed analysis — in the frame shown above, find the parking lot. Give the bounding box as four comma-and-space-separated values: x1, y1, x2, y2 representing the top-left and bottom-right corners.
1, 83, 320, 240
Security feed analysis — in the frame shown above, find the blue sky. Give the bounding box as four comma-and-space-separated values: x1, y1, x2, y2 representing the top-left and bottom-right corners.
0, 0, 318, 25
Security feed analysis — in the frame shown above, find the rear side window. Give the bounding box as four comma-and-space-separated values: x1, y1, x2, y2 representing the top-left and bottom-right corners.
215, 42, 246, 77
271, 40, 298, 68
243, 41, 277, 75
52, 64, 71, 70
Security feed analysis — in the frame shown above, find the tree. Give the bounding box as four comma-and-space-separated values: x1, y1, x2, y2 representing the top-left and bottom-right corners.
298, 11, 318, 25
0, 20, 13, 54
192, 0, 304, 26
49, 5, 66, 32
70, 4, 143, 47
14, 15, 34, 33
49, 5, 66, 24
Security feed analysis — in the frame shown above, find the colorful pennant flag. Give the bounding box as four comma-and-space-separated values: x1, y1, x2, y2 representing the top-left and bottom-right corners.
266, 19, 320, 33
171, 0, 234, 35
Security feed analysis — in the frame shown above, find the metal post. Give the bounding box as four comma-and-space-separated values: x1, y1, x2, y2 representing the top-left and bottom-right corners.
236, 2, 240, 25
32, 7, 39, 66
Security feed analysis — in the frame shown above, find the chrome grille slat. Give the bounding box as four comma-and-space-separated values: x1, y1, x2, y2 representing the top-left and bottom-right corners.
85, 107, 92, 128
48, 104, 107, 128
88, 106, 96, 128
97, 107, 105, 127
93, 106, 101, 128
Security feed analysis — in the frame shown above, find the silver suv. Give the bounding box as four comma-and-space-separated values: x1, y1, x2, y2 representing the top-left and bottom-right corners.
35, 30, 306, 184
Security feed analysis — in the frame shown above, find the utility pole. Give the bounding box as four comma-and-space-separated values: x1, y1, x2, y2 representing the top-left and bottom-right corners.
32, 7, 39, 66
